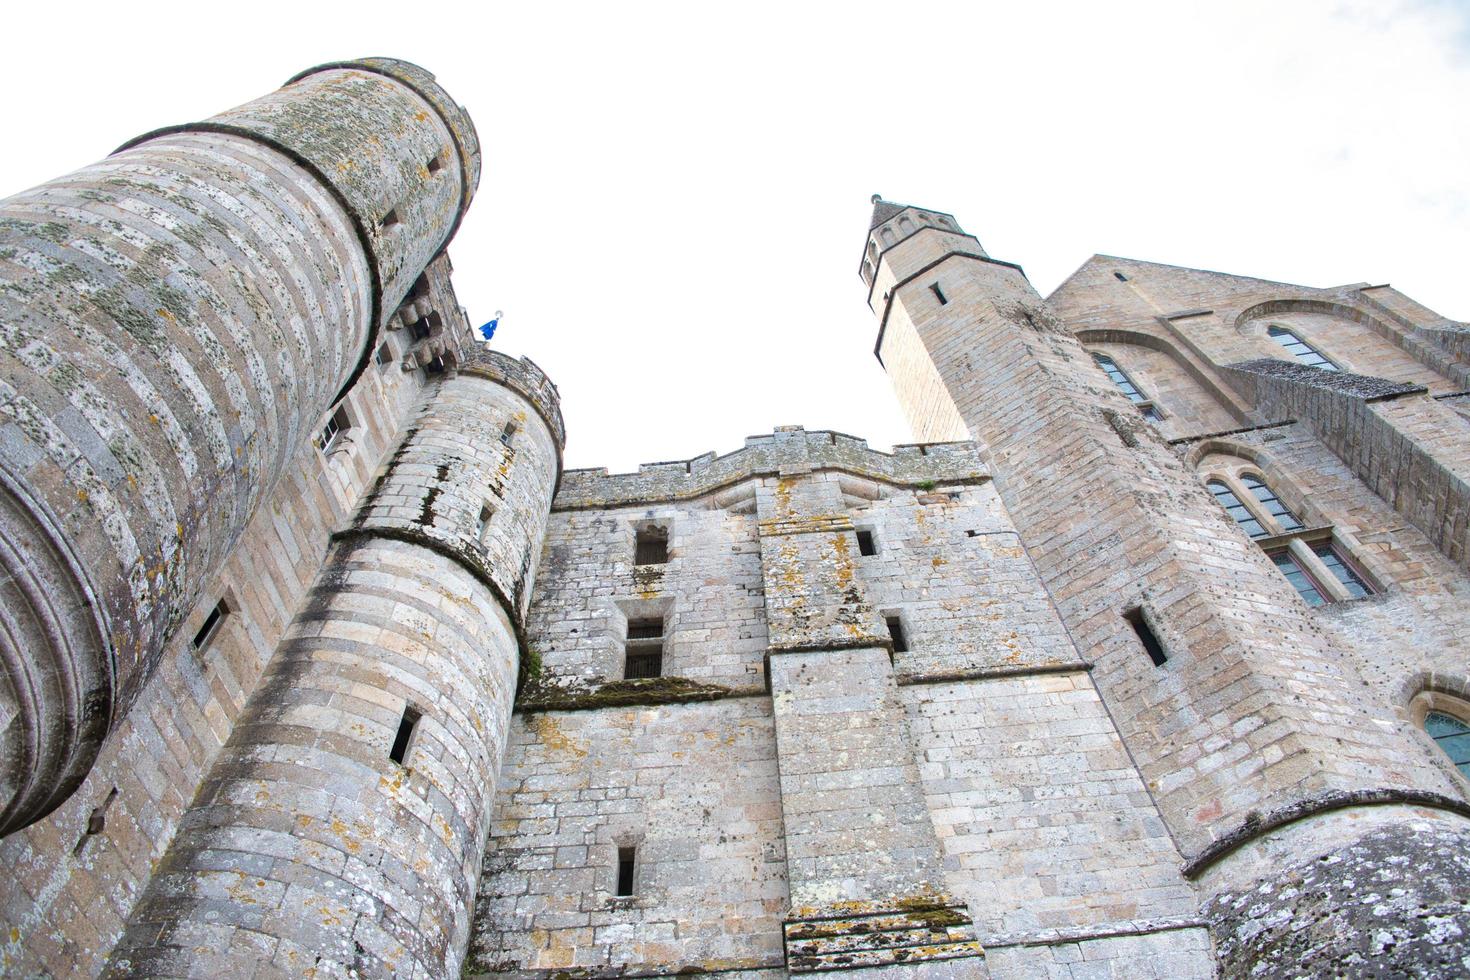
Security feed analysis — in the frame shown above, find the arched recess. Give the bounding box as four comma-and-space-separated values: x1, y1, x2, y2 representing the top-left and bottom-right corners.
1077, 328, 1246, 435
1235, 298, 1463, 393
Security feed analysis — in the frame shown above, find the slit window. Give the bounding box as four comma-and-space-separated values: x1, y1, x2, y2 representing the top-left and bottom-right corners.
634, 527, 668, 566
1125, 607, 1167, 666
885, 615, 908, 653
625, 618, 664, 679
1208, 480, 1268, 539
380, 208, 401, 230
616, 846, 636, 896
1092, 352, 1163, 422
1268, 325, 1338, 371
192, 598, 229, 650
930, 283, 948, 305
1114, 271, 1128, 282
389, 705, 421, 765
478, 502, 495, 543
855, 529, 877, 557
1425, 712, 1470, 779
317, 404, 350, 454
427, 154, 444, 175
500, 420, 518, 446
375, 341, 394, 367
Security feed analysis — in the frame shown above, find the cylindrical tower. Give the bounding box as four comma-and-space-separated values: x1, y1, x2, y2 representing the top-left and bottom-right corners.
104, 351, 563, 978
0, 58, 479, 834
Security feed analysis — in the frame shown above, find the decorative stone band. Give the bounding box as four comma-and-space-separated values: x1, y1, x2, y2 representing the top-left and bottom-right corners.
516, 676, 766, 714
980, 915, 1209, 953
895, 660, 1091, 688
758, 514, 855, 537
1180, 787, 1470, 879
783, 895, 985, 973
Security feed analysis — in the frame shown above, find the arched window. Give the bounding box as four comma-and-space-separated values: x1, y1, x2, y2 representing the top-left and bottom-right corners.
1426, 711, 1470, 778
1093, 353, 1163, 422
1240, 474, 1303, 531
880, 227, 895, 245
899, 217, 915, 234
1208, 480, 1267, 539
1268, 325, 1338, 371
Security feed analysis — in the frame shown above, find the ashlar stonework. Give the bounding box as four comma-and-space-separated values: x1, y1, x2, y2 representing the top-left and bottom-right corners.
0, 62, 1467, 980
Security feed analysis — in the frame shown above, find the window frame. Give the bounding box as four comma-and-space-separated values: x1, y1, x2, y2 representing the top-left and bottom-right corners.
1267, 323, 1340, 372
1409, 691, 1470, 783
1090, 350, 1165, 423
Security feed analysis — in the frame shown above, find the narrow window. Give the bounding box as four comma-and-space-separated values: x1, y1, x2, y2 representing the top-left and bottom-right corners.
855, 529, 878, 557
885, 615, 908, 653
625, 618, 664, 679
930, 283, 948, 305
1207, 480, 1268, 539
1425, 712, 1470, 779
427, 154, 444, 175
73, 787, 119, 855
899, 217, 915, 234
1092, 353, 1148, 404
389, 705, 420, 765
634, 527, 668, 566
500, 420, 518, 446
375, 341, 394, 367
477, 502, 495, 543
1310, 540, 1373, 599
317, 404, 350, 454
380, 208, 401, 230
1241, 475, 1303, 532
192, 598, 229, 651
1268, 549, 1328, 607
880, 227, 895, 245
1125, 607, 1167, 666
408, 317, 432, 342
1114, 271, 1128, 282
616, 846, 637, 896
1141, 405, 1164, 423
1268, 325, 1338, 371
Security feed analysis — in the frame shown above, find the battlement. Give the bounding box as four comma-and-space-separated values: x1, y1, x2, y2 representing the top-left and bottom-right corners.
555, 425, 985, 509
460, 350, 567, 451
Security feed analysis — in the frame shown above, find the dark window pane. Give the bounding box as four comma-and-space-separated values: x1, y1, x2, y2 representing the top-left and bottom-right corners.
624, 650, 663, 679
1426, 712, 1470, 778
1093, 353, 1148, 404
1270, 550, 1326, 606
1268, 325, 1337, 371
1310, 542, 1372, 599
627, 618, 663, 640
1209, 481, 1267, 539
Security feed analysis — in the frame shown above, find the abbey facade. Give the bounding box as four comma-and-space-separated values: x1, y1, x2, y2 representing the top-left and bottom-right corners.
0, 59, 1466, 979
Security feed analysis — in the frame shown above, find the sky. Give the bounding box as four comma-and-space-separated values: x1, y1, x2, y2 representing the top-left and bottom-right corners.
2, 2, 1466, 472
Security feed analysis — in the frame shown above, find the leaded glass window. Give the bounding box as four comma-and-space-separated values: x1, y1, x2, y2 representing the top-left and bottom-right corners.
1241, 475, 1303, 532
1426, 711, 1470, 779
1269, 549, 1327, 606
1208, 480, 1267, 539
1268, 325, 1338, 371
1311, 541, 1373, 599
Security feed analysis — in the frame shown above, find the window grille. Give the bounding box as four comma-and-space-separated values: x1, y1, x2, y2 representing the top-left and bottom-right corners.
625, 617, 664, 679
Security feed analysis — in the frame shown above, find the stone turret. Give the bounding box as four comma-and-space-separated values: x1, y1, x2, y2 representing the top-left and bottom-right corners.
0, 58, 479, 835
860, 197, 1470, 975
105, 351, 563, 978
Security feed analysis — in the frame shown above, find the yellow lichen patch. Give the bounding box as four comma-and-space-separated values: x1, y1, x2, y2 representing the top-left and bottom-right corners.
155, 308, 176, 323
76, 489, 88, 502
530, 714, 588, 759
931, 556, 946, 568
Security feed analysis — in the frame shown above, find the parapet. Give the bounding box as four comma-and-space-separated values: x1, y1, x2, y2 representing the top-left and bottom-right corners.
555, 426, 985, 509
459, 350, 566, 452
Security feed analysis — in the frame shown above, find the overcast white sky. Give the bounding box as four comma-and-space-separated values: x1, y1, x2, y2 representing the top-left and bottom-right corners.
3, 2, 1466, 471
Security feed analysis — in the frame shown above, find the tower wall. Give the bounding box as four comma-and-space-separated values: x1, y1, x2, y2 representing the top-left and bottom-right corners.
104, 353, 561, 978
0, 59, 479, 835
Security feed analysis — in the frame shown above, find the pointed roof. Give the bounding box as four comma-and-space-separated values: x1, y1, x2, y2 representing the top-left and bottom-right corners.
868, 194, 907, 229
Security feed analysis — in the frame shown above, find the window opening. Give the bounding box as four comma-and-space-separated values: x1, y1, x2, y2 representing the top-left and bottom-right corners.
616, 846, 637, 896
389, 705, 420, 765
1310, 540, 1373, 598
855, 529, 877, 557
1114, 271, 1128, 282
625, 618, 664, 679
317, 404, 350, 453
192, 598, 229, 650
930, 283, 948, 305
500, 420, 518, 445
1268, 549, 1327, 606
425, 355, 446, 375
1125, 608, 1167, 666
885, 615, 908, 653
427, 154, 444, 175
1092, 352, 1162, 421
1240, 475, 1303, 531
1268, 325, 1338, 371
478, 502, 495, 543
73, 787, 119, 855
407, 317, 432, 342
375, 341, 393, 367
380, 208, 400, 230
1207, 480, 1267, 539
1426, 712, 1470, 779
634, 527, 668, 566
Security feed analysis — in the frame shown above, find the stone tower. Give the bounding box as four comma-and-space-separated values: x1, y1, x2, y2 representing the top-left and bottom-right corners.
0, 55, 1468, 980
861, 195, 1470, 974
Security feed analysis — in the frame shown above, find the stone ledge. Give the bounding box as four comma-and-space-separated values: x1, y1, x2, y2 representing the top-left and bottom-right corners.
515, 676, 766, 714
981, 915, 1208, 950
895, 661, 1091, 687
784, 896, 983, 974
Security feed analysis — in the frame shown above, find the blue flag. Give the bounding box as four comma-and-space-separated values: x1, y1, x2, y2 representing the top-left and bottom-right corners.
478, 318, 498, 341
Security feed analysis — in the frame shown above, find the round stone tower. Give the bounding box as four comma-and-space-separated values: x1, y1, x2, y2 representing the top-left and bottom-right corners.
104, 351, 563, 978
0, 59, 479, 835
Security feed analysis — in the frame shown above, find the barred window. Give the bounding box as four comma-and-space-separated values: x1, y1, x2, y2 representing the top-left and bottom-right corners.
1268, 325, 1338, 371
624, 618, 664, 679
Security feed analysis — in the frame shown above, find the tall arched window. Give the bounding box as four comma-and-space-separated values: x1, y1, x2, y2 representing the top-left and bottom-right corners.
1092, 352, 1163, 422
1426, 711, 1470, 778
1207, 480, 1267, 539
1268, 325, 1338, 371
1240, 474, 1303, 531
